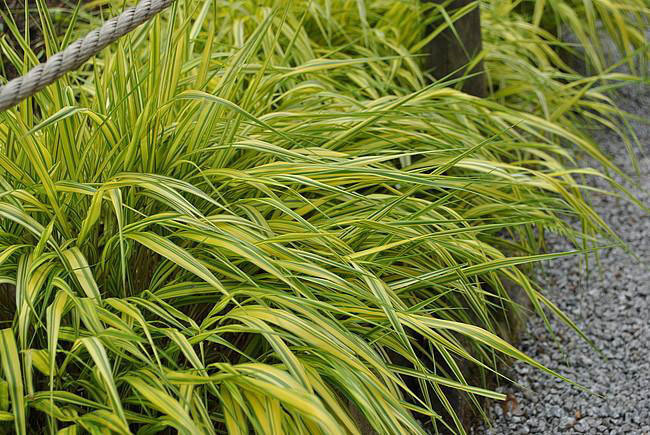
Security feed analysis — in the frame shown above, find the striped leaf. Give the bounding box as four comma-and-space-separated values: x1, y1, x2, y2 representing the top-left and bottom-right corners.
125, 376, 201, 434
0, 329, 26, 434
61, 248, 101, 302
79, 338, 127, 427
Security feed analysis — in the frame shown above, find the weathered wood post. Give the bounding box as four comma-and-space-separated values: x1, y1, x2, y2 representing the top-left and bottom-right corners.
424, 0, 486, 97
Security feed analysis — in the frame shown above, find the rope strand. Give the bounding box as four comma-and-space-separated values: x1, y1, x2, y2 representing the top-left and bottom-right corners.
0, 0, 175, 112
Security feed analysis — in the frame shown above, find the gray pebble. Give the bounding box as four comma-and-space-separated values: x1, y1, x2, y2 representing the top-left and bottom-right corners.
560, 416, 574, 429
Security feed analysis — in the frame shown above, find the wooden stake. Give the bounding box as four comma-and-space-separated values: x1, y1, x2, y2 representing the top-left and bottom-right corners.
425, 0, 486, 97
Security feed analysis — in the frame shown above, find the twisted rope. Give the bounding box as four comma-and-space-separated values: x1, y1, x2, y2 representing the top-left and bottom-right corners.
0, 0, 175, 112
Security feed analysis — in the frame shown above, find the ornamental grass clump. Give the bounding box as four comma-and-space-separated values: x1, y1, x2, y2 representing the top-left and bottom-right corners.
0, 0, 647, 433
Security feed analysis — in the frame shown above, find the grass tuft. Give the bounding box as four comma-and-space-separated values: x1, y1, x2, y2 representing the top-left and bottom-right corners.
0, 0, 647, 433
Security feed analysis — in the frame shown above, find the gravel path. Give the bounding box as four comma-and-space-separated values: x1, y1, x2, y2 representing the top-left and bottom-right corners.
472, 70, 650, 432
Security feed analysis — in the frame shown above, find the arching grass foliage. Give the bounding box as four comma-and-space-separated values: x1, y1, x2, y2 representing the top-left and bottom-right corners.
0, 0, 647, 433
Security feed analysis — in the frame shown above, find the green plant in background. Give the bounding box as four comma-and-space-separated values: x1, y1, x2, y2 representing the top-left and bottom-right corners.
484, 0, 648, 174
514, 0, 648, 74
0, 0, 647, 433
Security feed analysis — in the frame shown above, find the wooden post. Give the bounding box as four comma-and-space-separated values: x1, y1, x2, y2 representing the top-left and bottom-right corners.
424, 0, 486, 97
